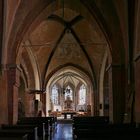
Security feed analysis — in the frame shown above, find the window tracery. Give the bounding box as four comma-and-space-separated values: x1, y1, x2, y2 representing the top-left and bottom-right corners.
51, 84, 59, 105
79, 84, 86, 105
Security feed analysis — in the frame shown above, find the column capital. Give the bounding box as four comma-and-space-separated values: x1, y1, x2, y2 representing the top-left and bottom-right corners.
1, 64, 22, 72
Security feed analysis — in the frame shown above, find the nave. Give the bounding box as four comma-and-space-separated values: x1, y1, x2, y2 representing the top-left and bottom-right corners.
1, 1, 140, 139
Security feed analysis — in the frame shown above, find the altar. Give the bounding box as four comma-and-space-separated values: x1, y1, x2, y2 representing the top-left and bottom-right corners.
61, 111, 77, 119
64, 95, 73, 110
61, 95, 76, 119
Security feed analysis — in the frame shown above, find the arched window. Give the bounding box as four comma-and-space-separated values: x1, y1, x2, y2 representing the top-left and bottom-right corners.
79, 84, 86, 105
64, 85, 73, 100
51, 84, 59, 105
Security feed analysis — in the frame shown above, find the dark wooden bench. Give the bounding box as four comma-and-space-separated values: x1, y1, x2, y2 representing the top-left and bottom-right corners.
0, 135, 28, 140
74, 128, 140, 140
72, 116, 140, 140
73, 116, 109, 138
18, 116, 56, 125
73, 123, 140, 140
34, 117, 57, 132
0, 129, 37, 140
17, 117, 51, 140
17, 123, 46, 140
1, 124, 39, 139
73, 116, 109, 124
73, 123, 136, 132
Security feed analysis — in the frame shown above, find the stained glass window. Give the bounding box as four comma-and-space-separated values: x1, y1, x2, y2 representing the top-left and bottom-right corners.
51, 85, 59, 105
79, 84, 86, 105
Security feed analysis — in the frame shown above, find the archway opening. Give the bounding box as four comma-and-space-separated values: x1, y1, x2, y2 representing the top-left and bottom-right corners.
46, 67, 93, 117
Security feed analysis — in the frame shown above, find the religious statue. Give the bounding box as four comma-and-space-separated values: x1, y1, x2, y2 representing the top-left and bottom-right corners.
18, 98, 25, 119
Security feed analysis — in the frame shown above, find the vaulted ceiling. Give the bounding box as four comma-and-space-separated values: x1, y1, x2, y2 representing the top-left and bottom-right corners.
5, 0, 127, 91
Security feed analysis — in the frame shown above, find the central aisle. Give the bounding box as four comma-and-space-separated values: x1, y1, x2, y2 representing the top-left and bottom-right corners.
52, 119, 73, 140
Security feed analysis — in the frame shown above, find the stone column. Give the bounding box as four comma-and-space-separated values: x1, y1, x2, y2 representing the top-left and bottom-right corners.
24, 91, 35, 117
0, 68, 8, 124
135, 56, 140, 123
40, 93, 46, 116
108, 64, 125, 123
134, 0, 140, 124
4, 64, 21, 124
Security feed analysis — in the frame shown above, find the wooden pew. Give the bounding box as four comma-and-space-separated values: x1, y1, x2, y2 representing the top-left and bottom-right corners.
74, 128, 140, 140
0, 135, 28, 140
1, 124, 38, 140
73, 116, 109, 124
0, 137, 26, 140
17, 123, 46, 140
0, 133, 28, 140
73, 123, 136, 133
18, 117, 56, 126
73, 116, 109, 138
17, 117, 50, 140
73, 123, 140, 140
72, 116, 140, 140
0, 129, 36, 140
35, 117, 57, 132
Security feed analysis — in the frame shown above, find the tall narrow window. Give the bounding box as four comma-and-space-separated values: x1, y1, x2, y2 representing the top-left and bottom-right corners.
65, 85, 73, 100
51, 84, 59, 105
79, 84, 86, 105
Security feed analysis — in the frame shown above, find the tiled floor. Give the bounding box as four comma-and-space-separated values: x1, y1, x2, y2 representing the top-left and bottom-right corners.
52, 119, 73, 140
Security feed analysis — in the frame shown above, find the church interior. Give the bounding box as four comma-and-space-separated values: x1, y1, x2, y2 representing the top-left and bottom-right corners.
0, 0, 140, 139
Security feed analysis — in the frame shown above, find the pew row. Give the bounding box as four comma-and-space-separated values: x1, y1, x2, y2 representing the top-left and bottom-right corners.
17, 117, 57, 140
72, 116, 140, 140
0, 129, 36, 140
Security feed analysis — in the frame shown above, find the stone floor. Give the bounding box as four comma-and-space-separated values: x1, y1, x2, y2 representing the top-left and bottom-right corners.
51, 119, 73, 140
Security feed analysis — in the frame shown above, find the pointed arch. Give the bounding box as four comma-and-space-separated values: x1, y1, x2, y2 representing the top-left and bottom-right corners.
23, 41, 41, 90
